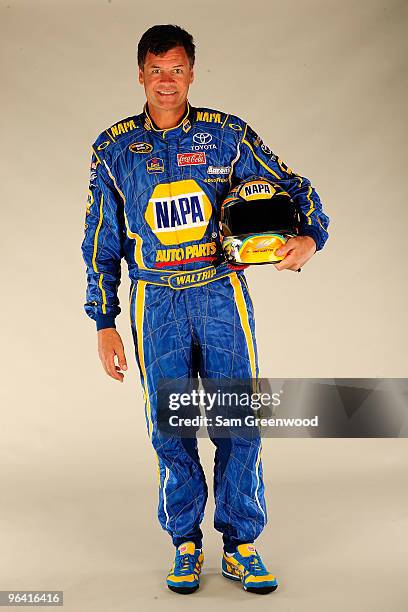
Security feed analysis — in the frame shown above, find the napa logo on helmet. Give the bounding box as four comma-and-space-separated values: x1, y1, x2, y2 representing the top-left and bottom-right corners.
239, 179, 276, 201
145, 180, 212, 245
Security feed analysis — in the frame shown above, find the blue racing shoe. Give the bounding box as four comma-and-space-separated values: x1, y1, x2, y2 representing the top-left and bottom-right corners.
222, 543, 278, 594
167, 542, 204, 594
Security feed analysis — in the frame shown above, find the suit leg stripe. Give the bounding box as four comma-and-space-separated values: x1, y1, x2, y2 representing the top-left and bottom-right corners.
254, 443, 266, 527
134, 281, 152, 436
229, 273, 256, 379
163, 467, 170, 528
134, 282, 161, 486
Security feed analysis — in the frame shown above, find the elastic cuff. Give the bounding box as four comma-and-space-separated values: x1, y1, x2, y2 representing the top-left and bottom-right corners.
96, 314, 116, 331
299, 227, 321, 251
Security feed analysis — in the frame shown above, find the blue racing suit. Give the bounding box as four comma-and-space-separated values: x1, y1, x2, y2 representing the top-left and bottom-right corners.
82, 103, 329, 551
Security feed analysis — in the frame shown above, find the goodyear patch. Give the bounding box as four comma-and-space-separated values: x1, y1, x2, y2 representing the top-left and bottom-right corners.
239, 179, 276, 201
204, 177, 229, 183
129, 142, 153, 154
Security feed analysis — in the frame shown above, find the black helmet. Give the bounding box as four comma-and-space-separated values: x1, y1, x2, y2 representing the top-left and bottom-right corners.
220, 177, 300, 265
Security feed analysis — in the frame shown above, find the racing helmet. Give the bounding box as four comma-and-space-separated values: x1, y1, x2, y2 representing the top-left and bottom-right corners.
220, 177, 300, 265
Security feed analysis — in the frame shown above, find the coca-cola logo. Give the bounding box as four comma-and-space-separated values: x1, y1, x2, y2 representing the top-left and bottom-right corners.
177, 152, 206, 166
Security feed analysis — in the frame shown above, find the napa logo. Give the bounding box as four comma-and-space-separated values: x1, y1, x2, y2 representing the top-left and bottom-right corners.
145, 180, 212, 245
239, 179, 276, 201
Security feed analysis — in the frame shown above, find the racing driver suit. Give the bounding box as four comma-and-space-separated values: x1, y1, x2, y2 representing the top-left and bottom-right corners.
81, 103, 329, 552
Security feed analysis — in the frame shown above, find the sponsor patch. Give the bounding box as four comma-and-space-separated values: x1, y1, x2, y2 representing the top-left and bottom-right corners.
129, 142, 153, 154
110, 119, 137, 138
261, 143, 273, 155
169, 268, 217, 288
253, 136, 277, 160
191, 132, 216, 151
207, 165, 230, 175
145, 179, 212, 245
89, 161, 98, 185
146, 157, 164, 173
196, 111, 222, 123
259, 141, 278, 161
86, 190, 94, 215
193, 132, 212, 145
177, 152, 206, 166
182, 119, 192, 133
155, 241, 217, 266
97, 140, 110, 151
204, 177, 229, 183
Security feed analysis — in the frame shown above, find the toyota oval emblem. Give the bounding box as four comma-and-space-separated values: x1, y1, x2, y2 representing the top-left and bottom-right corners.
193, 132, 212, 145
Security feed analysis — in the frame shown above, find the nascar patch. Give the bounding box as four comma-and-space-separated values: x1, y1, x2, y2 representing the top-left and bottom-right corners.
129, 142, 153, 154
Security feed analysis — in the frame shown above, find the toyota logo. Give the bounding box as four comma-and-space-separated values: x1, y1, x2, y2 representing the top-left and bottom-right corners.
193, 132, 212, 144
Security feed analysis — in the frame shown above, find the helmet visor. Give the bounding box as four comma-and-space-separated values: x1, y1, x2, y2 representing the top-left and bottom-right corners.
221, 194, 298, 236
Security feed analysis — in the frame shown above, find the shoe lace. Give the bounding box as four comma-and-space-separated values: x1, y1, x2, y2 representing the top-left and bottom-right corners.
248, 554, 266, 574
175, 553, 195, 575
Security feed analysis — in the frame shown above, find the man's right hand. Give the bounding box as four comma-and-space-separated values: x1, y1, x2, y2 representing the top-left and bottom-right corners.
97, 328, 128, 382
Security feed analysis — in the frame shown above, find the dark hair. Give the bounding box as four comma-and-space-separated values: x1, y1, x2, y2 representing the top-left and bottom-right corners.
137, 24, 195, 68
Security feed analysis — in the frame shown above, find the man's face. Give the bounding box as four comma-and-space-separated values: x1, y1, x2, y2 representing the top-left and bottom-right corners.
138, 46, 194, 113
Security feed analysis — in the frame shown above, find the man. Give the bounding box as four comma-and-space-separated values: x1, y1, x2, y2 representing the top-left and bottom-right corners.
82, 24, 329, 595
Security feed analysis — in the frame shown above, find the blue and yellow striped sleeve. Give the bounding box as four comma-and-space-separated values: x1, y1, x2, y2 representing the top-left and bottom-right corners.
233, 124, 330, 250
81, 150, 124, 330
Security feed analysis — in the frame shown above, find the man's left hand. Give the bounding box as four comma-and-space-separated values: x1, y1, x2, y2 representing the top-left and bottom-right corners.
274, 236, 317, 271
